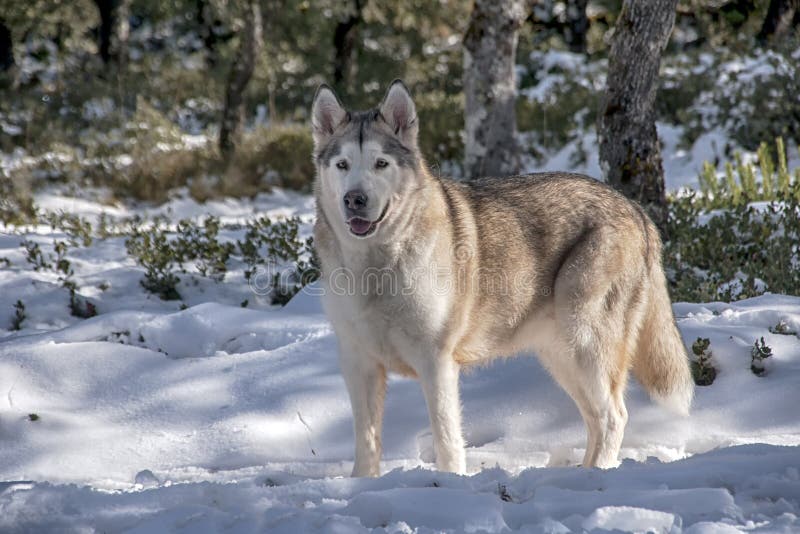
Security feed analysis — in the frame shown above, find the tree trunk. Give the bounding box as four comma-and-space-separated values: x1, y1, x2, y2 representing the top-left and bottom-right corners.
463, 0, 525, 179
219, 0, 262, 160
0, 18, 14, 72
757, 0, 800, 42
333, 0, 364, 92
565, 0, 589, 53
598, 0, 678, 233
93, 0, 129, 64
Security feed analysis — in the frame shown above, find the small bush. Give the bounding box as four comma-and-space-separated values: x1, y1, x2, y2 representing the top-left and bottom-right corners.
666, 191, 800, 301
52, 241, 74, 285
750, 337, 773, 376
126, 215, 318, 305
696, 138, 799, 209
126, 220, 182, 300
114, 98, 215, 203
233, 124, 315, 193
665, 138, 800, 302
11, 300, 26, 331
43, 212, 94, 247
22, 240, 51, 271
20, 238, 97, 318
237, 216, 319, 305
769, 320, 797, 336
0, 173, 36, 225
691, 337, 717, 386
174, 217, 235, 281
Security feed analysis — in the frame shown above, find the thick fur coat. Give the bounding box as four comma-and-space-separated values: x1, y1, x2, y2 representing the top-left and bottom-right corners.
311, 80, 693, 476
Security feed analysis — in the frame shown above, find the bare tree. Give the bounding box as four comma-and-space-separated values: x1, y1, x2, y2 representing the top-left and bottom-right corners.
565, 0, 589, 53
757, 0, 800, 42
463, 0, 525, 179
92, 0, 130, 64
219, 0, 262, 160
0, 18, 13, 71
598, 0, 678, 233
333, 0, 365, 92
195, 0, 220, 67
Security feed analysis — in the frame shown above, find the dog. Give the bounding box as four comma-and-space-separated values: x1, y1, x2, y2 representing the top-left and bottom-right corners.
310, 79, 693, 476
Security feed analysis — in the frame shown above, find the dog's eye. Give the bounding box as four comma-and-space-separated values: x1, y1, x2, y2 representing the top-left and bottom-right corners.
375, 158, 388, 169
336, 160, 349, 171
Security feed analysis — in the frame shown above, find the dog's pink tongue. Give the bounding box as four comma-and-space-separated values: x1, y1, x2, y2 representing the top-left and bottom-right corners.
349, 217, 372, 235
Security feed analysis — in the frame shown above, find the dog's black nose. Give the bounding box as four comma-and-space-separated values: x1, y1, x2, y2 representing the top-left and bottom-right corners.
343, 190, 368, 210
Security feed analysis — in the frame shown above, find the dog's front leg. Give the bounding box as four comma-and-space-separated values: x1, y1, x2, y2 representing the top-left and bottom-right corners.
418, 356, 466, 474
339, 346, 387, 477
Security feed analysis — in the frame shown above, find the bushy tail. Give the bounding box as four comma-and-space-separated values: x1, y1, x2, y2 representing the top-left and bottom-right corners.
633, 263, 694, 415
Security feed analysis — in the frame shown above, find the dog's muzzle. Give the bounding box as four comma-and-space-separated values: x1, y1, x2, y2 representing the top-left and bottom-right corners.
346, 202, 390, 237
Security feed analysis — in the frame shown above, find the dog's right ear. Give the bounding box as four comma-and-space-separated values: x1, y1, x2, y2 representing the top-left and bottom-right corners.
311, 84, 347, 148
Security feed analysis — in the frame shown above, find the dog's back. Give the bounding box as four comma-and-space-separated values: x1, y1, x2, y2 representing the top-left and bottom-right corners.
440, 172, 649, 355
443, 172, 693, 467
445, 173, 693, 466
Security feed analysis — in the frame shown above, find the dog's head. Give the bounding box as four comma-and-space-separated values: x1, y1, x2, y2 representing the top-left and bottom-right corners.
311, 80, 422, 241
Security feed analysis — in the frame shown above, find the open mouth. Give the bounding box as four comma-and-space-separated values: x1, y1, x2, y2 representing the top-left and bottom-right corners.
347, 202, 390, 237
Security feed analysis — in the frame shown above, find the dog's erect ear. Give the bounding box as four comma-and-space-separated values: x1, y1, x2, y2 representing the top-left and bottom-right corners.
311, 84, 347, 148
379, 79, 418, 147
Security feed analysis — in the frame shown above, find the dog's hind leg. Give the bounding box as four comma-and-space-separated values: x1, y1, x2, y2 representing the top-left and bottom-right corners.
571, 349, 629, 468
339, 344, 387, 477
539, 333, 630, 468
547, 228, 644, 468
417, 355, 466, 474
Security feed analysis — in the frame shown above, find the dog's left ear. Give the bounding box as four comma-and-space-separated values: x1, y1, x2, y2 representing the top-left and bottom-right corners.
379, 80, 418, 147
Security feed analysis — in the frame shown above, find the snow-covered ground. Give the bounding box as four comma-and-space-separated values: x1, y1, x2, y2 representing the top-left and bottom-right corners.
1, 191, 800, 532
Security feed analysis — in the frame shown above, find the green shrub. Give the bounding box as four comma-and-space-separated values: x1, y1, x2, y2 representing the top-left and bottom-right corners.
665, 136, 800, 302
43, 212, 94, 247
769, 320, 798, 336
233, 124, 315, 193
22, 240, 51, 271
19, 237, 97, 317
125, 220, 183, 300
11, 300, 26, 331
126, 215, 318, 305
237, 215, 319, 305
691, 337, 716, 386
750, 337, 773, 376
666, 190, 800, 301
174, 217, 235, 281
697, 137, 800, 208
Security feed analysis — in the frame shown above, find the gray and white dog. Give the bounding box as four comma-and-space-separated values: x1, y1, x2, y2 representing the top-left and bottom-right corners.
311, 80, 693, 476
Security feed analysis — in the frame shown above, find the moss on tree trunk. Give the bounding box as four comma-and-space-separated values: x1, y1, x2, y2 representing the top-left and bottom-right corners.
598, 0, 678, 233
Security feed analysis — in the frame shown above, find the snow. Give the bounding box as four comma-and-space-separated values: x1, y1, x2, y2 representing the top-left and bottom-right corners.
1, 192, 800, 532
